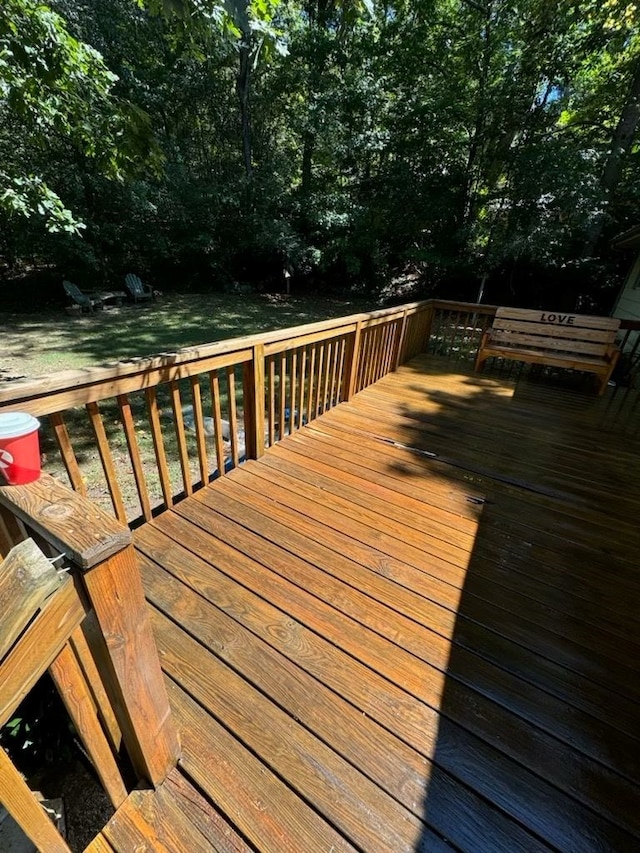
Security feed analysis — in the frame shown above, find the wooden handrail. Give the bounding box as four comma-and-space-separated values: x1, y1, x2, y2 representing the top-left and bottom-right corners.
0, 297, 631, 526
0, 474, 130, 569
0, 301, 430, 417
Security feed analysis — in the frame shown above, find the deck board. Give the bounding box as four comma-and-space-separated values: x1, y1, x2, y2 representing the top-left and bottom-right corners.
92, 767, 249, 853
128, 356, 640, 852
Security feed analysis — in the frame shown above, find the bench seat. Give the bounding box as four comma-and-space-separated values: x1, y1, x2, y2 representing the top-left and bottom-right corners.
475, 307, 621, 395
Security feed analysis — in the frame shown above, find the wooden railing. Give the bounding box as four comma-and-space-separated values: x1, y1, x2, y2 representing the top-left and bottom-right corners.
0, 301, 432, 525
425, 300, 640, 379
426, 301, 498, 361
1, 297, 635, 526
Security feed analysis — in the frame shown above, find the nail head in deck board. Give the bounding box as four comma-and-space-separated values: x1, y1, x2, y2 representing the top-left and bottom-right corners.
0, 474, 130, 570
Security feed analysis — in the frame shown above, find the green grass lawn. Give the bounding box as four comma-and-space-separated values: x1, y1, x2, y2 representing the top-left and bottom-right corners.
0, 291, 373, 382
1, 291, 375, 521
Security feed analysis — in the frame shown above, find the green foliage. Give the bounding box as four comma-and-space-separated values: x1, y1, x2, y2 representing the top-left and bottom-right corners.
2, 0, 640, 307
0, 0, 158, 234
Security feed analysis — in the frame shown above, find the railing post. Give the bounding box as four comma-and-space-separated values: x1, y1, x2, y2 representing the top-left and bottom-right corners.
343, 321, 363, 401
0, 474, 181, 789
242, 343, 266, 459
81, 544, 180, 786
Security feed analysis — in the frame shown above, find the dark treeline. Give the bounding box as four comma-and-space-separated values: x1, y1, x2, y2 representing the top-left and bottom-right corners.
1, 0, 639, 310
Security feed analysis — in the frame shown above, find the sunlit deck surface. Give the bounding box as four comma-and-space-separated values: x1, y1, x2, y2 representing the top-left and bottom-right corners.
96, 355, 640, 852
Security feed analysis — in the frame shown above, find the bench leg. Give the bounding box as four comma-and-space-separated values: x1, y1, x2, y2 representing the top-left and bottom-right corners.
474, 351, 487, 373
596, 372, 611, 395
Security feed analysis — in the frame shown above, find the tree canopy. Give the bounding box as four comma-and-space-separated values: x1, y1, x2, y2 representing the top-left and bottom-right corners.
2, 0, 640, 308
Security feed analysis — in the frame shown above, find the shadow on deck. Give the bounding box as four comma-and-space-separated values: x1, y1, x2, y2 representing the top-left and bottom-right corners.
98, 355, 640, 851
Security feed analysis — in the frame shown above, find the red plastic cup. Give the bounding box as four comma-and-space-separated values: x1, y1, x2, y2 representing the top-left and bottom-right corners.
0, 412, 41, 485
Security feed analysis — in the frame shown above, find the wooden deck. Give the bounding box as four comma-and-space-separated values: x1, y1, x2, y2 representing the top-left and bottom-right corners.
95, 355, 640, 852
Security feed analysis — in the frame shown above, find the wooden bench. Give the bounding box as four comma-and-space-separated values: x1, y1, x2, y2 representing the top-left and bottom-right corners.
474, 307, 621, 395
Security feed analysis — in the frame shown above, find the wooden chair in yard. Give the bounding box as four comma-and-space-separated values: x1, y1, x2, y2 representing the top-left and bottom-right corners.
0, 479, 180, 852
124, 274, 154, 304
63, 281, 104, 313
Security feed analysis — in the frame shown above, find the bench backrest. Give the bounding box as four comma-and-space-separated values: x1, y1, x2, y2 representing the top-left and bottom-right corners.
491, 307, 620, 357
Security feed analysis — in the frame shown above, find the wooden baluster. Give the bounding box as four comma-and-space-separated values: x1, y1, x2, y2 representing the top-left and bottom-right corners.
314, 342, 325, 417
267, 356, 276, 447
336, 336, 346, 402
289, 349, 297, 434
329, 337, 341, 408
382, 321, 395, 376
446, 310, 460, 356
388, 321, 398, 373
356, 330, 367, 391
307, 344, 317, 421
371, 326, 383, 383
371, 326, 382, 382
86, 402, 127, 524
170, 381, 193, 497
364, 328, 376, 389
394, 310, 409, 369
145, 387, 173, 509
344, 321, 362, 402
279, 353, 287, 440
378, 325, 388, 379
297, 346, 307, 429
376, 325, 388, 381
49, 641, 128, 808
117, 394, 151, 522
241, 344, 265, 460
208, 370, 226, 477
189, 376, 209, 487
363, 328, 373, 387
321, 341, 332, 412
227, 367, 240, 467
50, 411, 87, 496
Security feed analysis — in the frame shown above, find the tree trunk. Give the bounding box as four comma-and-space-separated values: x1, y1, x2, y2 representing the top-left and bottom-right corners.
237, 41, 253, 181
584, 58, 640, 255
301, 131, 314, 195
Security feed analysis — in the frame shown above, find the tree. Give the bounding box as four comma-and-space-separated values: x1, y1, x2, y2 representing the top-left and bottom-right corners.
0, 0, 138, 234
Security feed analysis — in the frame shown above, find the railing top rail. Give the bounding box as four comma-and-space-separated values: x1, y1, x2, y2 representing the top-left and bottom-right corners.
1, 296, 630, 416
0, 474, 131, 569
0, 299, 431, 414
430, 300, 499, 313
